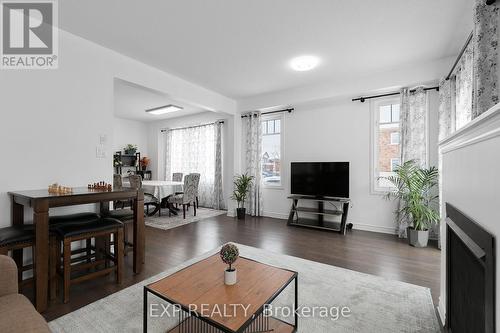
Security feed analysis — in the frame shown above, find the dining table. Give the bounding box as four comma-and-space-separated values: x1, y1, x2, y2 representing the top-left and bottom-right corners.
141, 180, 183, 215
8, 186, 145, 313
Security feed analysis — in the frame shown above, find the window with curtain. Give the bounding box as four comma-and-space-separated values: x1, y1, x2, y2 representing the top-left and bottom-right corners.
164, 122, 224, 209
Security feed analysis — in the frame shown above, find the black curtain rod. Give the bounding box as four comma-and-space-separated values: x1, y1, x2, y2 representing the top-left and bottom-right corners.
352, 86, 439, 103
446, 31, 473, 80
241, 108, 294, 118
160, 120, 224, 132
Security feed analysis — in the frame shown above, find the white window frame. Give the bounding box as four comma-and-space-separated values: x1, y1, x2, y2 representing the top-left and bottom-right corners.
370, 96, 401, 194
261, 113, 284, 189
390, 132, 400, 145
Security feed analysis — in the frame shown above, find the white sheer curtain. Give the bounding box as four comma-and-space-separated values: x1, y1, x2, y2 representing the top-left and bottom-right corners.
398, 87, 428, 238
244, 112, 263, 216
164, 123, 224, 209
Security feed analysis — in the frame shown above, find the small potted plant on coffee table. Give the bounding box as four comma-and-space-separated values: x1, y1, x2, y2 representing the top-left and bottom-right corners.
231, 173, 254, 220
220, 243, 239, 285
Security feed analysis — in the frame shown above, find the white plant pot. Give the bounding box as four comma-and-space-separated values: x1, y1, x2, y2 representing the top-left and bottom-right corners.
224, 268, 237, 285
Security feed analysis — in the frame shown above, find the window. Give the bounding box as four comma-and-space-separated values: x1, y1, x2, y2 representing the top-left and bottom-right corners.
390, 158, 400, 172
261, 116, 282, 186
371, 98, 401, 192
390, 132, 400, 145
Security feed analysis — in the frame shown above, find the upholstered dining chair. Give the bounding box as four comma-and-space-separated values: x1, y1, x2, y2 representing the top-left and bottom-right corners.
167, 174, 197, 219
172, 172, 183, 182
191, 173, 201, 208
113, 174, 128, 209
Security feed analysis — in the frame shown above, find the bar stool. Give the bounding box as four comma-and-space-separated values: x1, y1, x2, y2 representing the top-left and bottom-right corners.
51, 217, 124, 303
0, 225, 35, 289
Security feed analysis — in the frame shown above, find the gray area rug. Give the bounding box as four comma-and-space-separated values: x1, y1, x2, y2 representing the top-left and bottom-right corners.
49, 244, 440, 333
145, 207, 227, 230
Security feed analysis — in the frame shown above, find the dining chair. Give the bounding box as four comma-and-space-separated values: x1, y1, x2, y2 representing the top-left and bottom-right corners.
113, 174, 128, 209
191, 173, 201, 208
172, 172, 183, 182
128, 175, 160, 216
167, 174, 197, 219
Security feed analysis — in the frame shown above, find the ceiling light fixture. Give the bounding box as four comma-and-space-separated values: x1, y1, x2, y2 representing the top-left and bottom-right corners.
290, 55, 320, 72
145, 104, 183, 115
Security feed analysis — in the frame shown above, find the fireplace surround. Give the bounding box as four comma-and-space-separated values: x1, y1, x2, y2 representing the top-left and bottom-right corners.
446, 203, 495, 333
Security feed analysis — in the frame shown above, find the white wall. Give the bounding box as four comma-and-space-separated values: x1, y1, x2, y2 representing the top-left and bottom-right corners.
0, 29, 236, 227
147, 111, 236, 209
113, 117, 149, 156
438, 103, 500, 326
243, 90, 440, 234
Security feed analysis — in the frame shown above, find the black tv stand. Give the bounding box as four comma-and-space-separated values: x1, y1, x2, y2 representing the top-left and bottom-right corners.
287, 195, 350, 234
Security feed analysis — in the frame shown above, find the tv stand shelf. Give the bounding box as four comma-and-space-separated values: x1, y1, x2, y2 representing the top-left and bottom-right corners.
287, 195, 350, 234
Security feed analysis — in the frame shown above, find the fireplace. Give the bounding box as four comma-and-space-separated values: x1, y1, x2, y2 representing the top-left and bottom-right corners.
446, 203, 495, 333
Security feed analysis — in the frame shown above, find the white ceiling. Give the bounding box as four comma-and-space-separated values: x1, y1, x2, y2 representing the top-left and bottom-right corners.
61, 0, 473, 99
113, 79, 206, 122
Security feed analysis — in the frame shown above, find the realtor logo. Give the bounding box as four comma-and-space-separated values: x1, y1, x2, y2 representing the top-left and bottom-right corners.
1, 0, 58, 69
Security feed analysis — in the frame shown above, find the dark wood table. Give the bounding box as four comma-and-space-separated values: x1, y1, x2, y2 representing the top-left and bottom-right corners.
144, 254, 298, 333
8, 187, 145, 313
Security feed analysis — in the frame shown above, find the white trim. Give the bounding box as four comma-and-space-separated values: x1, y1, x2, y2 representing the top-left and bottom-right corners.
440, 102, 500, 154
263, 211, 288, 220
352, 223, 396, 235
370, 96, 400, 194
437, 296, 446, 327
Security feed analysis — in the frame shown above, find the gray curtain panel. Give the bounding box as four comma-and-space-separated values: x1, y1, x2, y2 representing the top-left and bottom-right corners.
397, 87, 428, 238
455, 41, 474, 130
213, 121, 225, 210
473, 0, 499, 118
244, 111, 263, 216
438, 77, 456, 141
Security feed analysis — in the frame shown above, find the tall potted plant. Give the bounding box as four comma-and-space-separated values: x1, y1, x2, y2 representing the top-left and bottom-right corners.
231, 173, 254, 220
382, 160, 440, 247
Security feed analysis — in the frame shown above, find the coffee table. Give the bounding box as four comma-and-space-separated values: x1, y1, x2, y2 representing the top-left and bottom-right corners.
144, 254, 298, 333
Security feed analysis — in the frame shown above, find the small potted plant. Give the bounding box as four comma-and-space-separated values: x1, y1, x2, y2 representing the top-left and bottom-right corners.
231, 173, 254, 220
140, 156, 150, 171
382, 160, 440, 247
220, 243, 239, 285
124, 144, 138, 155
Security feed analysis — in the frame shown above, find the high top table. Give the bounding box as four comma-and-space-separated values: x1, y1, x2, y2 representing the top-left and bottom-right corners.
8, 187, 145, 313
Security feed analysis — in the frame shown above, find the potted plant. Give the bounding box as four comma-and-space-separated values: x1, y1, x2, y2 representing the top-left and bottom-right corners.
124, 144, 138, 155
220, 243, 239, 285
382, 160, 440, 247
231, 173, 254, 220
140, 156, 150, 171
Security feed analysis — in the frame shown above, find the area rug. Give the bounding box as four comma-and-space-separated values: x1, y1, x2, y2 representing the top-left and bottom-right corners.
49, 244, 440, 333
145, 207, 227, 230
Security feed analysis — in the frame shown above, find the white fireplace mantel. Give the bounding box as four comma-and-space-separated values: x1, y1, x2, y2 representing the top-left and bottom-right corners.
437, 102, 500, 326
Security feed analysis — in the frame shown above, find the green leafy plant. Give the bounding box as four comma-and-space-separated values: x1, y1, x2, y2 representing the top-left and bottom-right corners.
381, 160, 440, 231
220, 243, 239, 271
231, 173, 254, 209
124, 144, 138, 154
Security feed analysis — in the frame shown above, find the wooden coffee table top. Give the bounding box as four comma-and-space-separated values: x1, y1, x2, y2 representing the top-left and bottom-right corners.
146, 254, 297, 332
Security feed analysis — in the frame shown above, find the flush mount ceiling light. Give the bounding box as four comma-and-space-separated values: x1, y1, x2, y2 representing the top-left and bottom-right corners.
289, 55, 320, 72
145, 104, 183, 115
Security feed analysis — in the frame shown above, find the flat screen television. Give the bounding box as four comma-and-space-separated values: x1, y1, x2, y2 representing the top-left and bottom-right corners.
291, 162, 349, 198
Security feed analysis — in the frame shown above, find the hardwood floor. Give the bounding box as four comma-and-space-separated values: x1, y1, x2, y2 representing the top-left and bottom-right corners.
33, 214, 440, 322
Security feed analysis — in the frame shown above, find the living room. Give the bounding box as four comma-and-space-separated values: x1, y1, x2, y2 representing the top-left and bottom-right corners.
0, 1, 498, 332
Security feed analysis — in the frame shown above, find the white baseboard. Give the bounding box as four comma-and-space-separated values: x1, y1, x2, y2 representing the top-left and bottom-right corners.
351, 223, 397, 235
437, 296, 446, 327
262, 211, 288, 220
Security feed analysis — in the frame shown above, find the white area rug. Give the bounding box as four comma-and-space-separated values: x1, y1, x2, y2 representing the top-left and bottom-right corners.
145, 207, 227, 230
49, 244, 440, 333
